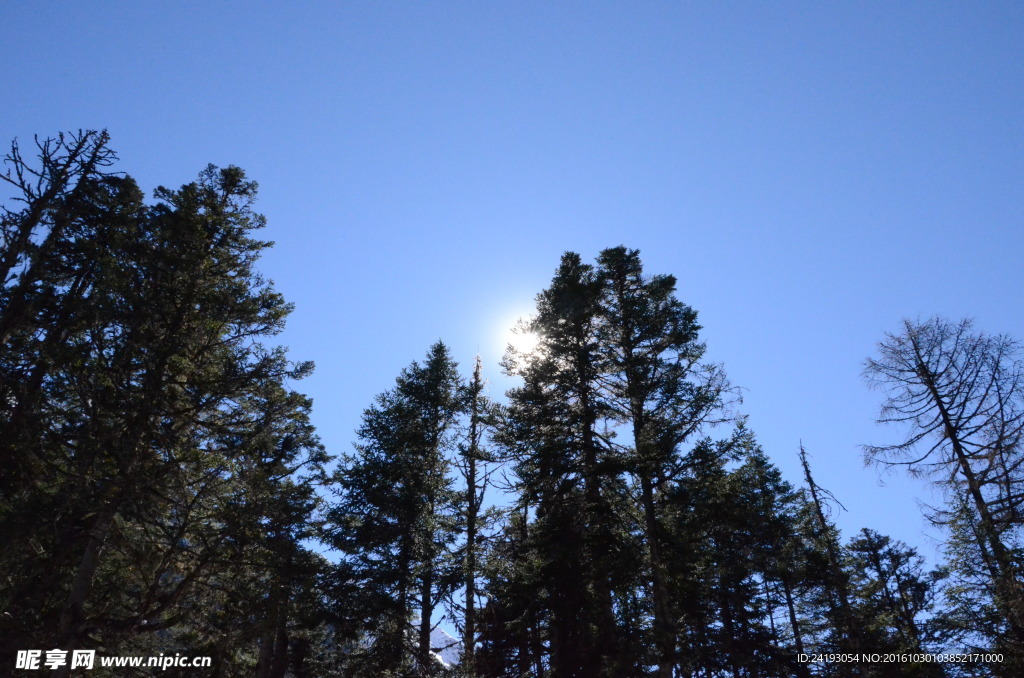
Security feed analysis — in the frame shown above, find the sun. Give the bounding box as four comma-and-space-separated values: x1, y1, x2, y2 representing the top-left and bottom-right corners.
507, 327, 540, 354
500, 313, 541, 356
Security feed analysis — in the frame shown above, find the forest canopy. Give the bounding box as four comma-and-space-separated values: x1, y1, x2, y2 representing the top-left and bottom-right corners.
1, 132, 1021, 677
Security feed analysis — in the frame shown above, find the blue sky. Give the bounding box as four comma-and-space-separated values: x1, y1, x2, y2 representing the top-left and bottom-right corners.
4, 2, 1022, 562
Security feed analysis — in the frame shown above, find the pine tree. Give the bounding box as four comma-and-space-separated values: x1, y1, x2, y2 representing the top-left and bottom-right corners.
595, 245, 735, 678
845, 529, 946, 678
0, 133, 328, 672
798, 445, 867, 677
476, 505, 546, 678
327, 342, 463, 677
499, 252, 622, 677
933, 498, 1007, 673
499, 247, 774, 677
865, 317, 1024, 668
455, 356, 498, 676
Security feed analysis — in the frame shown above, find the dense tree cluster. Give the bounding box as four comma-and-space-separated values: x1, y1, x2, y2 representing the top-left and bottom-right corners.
1, 132, 1020, 676
0, 132, 331, 677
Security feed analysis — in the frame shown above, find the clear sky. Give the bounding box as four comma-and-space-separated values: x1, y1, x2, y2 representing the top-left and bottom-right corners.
4, 2, 1022, 564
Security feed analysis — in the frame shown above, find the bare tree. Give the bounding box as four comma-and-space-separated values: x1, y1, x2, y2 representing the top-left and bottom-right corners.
864, 317, 1024, 660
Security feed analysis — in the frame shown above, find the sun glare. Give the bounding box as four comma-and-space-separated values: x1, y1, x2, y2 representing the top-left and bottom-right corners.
507, 329, 540, 354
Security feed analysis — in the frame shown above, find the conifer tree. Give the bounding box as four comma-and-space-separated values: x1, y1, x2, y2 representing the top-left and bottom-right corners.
865, 317, 1024, 669
476, 506, 545, 678
499, 252, 621, 677
499, 247, 789, 677
845, 529, 946, 678
0, 132, 328, 673
798, 445, 867, 677
933, 498, 1008, 670
456, 356, 497, 676
595, 245, 735, 678
327, 342, 463, 677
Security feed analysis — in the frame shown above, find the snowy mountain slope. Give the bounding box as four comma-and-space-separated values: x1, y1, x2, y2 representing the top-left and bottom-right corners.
430, 626, 462, 668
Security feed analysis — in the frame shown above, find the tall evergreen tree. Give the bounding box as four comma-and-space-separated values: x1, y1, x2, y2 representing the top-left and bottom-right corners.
455, 356, 499, 676
327, 342, 463, 677
499, 247, 794, 677
499, 252, 623, 678
476, 505, 546, 678
798, 445, 868, 677
845, 529, 946, 678
0, 132, 329, 674
595, 246, 735, 678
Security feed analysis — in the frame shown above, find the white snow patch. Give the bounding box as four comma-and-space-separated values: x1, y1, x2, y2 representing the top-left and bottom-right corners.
430, 626, 462, 668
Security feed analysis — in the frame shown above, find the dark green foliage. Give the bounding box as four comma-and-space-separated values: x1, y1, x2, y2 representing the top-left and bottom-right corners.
596, 246, 735, 678
0, 132, 329, 675
498, 251, 625, 677
661, 432, 805, 678
4, 134, 1014, 677
457, 356, 499, 677
845, 529, 947, 678
495, 247, 798, 677
326, 342, 463, 677
476, 507, 546, 678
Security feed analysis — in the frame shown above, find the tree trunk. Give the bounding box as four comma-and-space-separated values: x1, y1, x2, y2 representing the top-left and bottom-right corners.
54, 503, 117, 678
641, 477, 675, 678
921, 371, 1024, 642
463, 359, 482, 675
800, 445, 864, 678
781, 576, 812, 678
